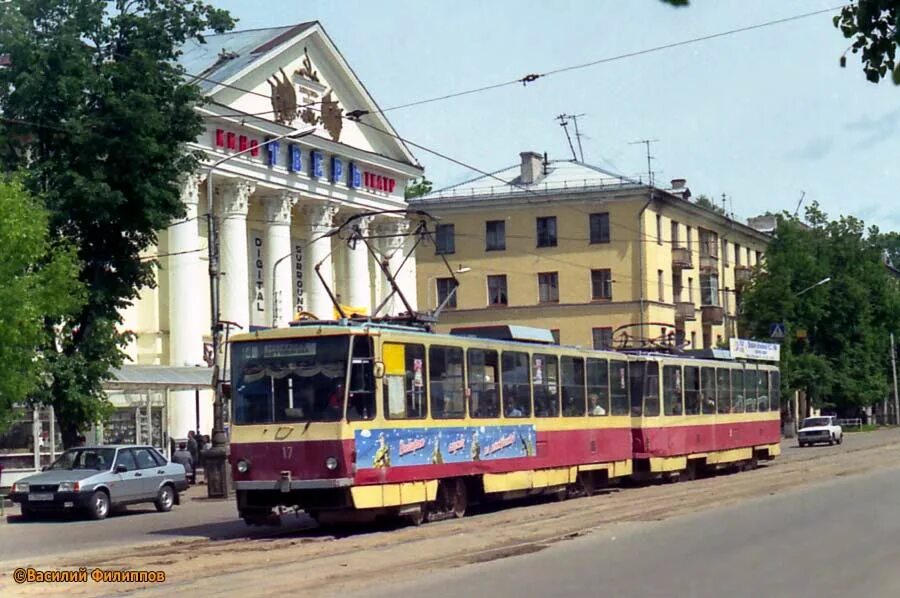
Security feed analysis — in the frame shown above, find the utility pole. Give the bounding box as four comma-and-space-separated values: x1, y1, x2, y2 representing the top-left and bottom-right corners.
891, 332, 899, 425
629, 139, 658, 187
556, 114, 578, 161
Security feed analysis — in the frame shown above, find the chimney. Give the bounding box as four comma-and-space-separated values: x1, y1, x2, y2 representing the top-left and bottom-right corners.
520, 151, 543, 185
670, 178, 686, 190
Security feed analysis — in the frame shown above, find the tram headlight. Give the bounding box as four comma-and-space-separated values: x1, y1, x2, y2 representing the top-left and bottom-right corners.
325, 456, 339, 471
236, 459, 250, 474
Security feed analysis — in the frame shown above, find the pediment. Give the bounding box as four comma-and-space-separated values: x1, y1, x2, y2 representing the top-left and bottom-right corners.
194, 23, 417, 168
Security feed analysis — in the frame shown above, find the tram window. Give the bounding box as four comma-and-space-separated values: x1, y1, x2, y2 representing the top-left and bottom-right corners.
663, 365, 683, 416
561, 356, 586, 417
429, 345, 466, 419
502, 351, 531, 418
610, 361, 629, 415
716, 368, 732, 414
347, 336, 376, 421
745, 368, 758, 412
684, 366, 700, 415
757, 370, 770, 411
382, 343, 427, 419
771, 370, 781, 412
533, 354, 560, 417
586, 358, 610, 416
644, 362, 661, 416
731, 369, 745, 413
628, 362, 659, 416
700, 367, 716, 414
468, 349, 500, 418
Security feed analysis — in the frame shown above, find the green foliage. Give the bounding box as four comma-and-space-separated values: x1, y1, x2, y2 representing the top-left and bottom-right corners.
693, 194, 727, 216
834, 1, 900, 84
405, 177, 433, 200
0, 0, 234, 445
659, 0, 690, 6
0, 177, 84, 430
740, 204, 900, 412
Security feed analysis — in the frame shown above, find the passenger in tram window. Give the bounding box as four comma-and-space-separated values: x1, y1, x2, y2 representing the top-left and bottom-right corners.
507, 402, 524, 417
589, 394, 606, 416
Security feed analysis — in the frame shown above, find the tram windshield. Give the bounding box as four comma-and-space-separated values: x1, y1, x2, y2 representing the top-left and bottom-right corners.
231, 336, 351, 424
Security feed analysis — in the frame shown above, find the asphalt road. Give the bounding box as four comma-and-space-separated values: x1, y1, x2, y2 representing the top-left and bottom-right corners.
2, 428, 898, 567
0, 486, 315, 564
362, 462, 900, 598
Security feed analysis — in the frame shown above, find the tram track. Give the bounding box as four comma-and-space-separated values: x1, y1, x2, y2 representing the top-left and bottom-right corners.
6, 433, 900, 597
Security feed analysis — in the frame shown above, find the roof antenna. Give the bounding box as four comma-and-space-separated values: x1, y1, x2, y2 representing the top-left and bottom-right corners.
556, 114, 578, 161
793, 190, 806, 218
542, 152, 549, 175
629, 138, 658, 187
570, 113, 586, 162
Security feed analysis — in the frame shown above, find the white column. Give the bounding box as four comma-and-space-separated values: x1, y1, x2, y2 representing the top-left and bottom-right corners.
168, 176, 206, 439
218, 179, 255, 331
300, 202, 338, 319
377, 220, 410, 316
264, 191, 297, 328
345, 215, 373, 312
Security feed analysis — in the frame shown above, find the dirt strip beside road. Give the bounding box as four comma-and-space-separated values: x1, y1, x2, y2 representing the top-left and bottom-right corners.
4, 432, 900, 597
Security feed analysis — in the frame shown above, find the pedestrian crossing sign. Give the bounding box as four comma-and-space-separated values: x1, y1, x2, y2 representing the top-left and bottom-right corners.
769, 323, 786, 339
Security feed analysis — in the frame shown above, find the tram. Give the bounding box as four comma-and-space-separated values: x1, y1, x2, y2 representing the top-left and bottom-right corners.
226, 321, 780, 525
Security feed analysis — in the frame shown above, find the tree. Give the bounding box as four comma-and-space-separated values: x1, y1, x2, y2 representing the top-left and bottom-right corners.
740, 204, 900, 414
0, 177, 84, 430
405, 177, 433, 200
835, 1, 900, 84
0, 0, 234, 446
693, 194, 727, 216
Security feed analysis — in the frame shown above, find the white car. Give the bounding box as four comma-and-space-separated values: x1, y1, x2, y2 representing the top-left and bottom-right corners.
798, 416, 843, 447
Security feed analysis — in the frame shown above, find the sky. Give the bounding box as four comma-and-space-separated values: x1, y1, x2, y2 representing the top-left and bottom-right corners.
214, 0, 900, 230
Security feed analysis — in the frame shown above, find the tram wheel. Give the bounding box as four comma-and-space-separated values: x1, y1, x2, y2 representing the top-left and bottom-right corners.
452, 479, 468, 518
579, 472, 596, 497
407, 504, 427, 526
683, 462, 697, 482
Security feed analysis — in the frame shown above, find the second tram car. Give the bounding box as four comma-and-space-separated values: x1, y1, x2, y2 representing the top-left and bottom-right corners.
227, 321, 780, 525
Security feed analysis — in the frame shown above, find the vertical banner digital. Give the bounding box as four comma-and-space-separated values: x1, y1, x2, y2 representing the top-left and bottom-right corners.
292, 237, 305, 315
249, 232, 266, 328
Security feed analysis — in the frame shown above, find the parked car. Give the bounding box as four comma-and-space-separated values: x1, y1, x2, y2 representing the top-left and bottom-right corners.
8, 445, 188, 520
798, 416, 843, 447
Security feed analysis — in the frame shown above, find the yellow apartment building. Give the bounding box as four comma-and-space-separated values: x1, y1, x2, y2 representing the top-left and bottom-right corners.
410, 151, 770, 351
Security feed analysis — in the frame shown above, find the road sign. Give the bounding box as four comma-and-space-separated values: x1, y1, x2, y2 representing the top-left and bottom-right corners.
769, 323, 786, 339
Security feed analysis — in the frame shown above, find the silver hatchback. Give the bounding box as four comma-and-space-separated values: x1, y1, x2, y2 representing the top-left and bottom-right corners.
9, 445, 188, 520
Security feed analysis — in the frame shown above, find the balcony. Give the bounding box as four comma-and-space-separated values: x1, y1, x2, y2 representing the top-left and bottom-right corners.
701, 305, 725, 325
675, 301, 696, 322
734, 265, 752, 285
699, 254, 718, 272
671, 247, 693, 270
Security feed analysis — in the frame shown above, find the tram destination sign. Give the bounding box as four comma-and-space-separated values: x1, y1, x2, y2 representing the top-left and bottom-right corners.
729, 338, 780, 362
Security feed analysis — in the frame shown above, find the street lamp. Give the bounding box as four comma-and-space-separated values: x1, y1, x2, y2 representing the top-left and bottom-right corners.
203, 122, 318, 499
795, 276, 831, 297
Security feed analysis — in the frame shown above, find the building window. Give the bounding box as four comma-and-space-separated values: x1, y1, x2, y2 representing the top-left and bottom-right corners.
538, 272, 559, 303
688, 277, 694, 303
686, 225, 693, 251
690, 331, 697, 349
656, 214, 663, 245
589, 213, 610, 244
671, 221, 680, 246
550, 329, 561, 345
435, 277, 458, 309
435, 223, 455, 255
592, 327, 613, 350
700, 273, 719, 306
756, 250, 762, 264
734, 243, 742, 266
699, 228, 718, 258
722, 239, 729, 266
536, 216, 557, 247
485, 220, 506, 251
487, 275, 508, 306
658, 269, 665, 302
673, 270, 683, 303
590, 269, 613, 300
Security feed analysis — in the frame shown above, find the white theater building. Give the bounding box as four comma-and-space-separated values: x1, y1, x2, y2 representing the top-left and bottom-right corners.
99, 22, 423, 453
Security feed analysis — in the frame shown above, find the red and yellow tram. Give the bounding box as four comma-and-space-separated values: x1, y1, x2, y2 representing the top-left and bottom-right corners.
227, 322, 780, 525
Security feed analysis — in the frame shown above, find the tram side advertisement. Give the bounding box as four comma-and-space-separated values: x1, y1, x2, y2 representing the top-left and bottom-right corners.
355, 425, 537, 469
